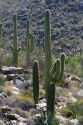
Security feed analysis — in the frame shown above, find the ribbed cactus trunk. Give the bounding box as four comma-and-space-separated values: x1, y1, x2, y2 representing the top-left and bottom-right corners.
49, 83, 55, 116
25, 19, 31, 68
13, 14, 18, 67
32, 60, 39, 104
0, 23, 2, 47
44, 10, 52, 115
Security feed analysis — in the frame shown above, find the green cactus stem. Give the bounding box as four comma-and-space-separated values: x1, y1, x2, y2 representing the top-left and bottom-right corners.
49, 82, 55, 117
25, 19, 34, 68
13, 14, 18, 67
44, 9, 52, 115
53, 59, 61, 82
60, 53, 66, 82
44, 10, 66, 121
0, 23, 2, 47
32, 60, 39, 104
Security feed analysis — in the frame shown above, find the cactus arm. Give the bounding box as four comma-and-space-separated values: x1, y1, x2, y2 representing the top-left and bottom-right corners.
32, 61, 39, 104
53, 59, 61, 82
50, 61, 56, 77
60, 53, 66, 82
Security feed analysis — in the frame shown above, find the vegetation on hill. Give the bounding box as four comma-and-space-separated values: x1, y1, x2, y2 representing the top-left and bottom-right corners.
0, 1, 83, 125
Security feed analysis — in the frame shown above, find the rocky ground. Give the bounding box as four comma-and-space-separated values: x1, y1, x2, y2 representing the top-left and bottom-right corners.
0, 66, 83, 125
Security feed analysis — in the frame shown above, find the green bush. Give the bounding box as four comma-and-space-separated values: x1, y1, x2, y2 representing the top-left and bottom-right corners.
60, 101, 83, 119
66, 54, 83, 76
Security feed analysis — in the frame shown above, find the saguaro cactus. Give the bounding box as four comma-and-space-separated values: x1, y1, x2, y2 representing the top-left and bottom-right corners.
44, 9, 66, 121
60, 53, 66, 82
32, 60, 39, 104
25, 19, 34, 68
13, 14, 19, 67
49, 82, 55, 117
0, 23, 2, 47
44, 9, 52, 116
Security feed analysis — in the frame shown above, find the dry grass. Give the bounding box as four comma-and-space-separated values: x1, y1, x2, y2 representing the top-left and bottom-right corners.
0, 74, 7, 86
3, 82, 13, 95
16, 87, 34, 105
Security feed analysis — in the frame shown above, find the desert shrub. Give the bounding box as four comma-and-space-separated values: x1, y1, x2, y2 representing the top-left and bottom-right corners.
0, 86, 3, 93
18, 50, 26, 67
0, 75, 7, 86
1, 52, 13, 66
60, 101, 83, 119
3, 82, 12, 96
66, 54, 83, 76
16, 87, 34, 110
60, 37, 70, 45
35, 115, 59, 125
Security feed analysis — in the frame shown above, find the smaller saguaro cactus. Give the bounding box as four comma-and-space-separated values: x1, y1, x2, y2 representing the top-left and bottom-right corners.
13, 14, 20, 67
25, 19, 35, 68
49, 82, 55, 117
0, 23, 2, 47
32, 60, 39, 104
60, 53, 66, 82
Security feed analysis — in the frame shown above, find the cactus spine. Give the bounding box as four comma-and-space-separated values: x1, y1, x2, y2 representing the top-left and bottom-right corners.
44, 9, 52, 116
0, 23, 2, 47
13, 14, 18, 67
32, 60, 39, 104
25, 19, 34, 68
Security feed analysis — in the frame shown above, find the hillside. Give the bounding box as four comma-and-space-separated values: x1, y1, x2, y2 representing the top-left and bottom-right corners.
0, 0, 83, 54
0, 1, 83, 125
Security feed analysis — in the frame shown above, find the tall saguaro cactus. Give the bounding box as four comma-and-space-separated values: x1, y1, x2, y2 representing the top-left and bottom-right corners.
44, 9, 52, 116
13, 14, 18, 67
44, 9, 66, 121
0, 23, 2, 47
25, 19, 34, 68
32, 60, 39, 104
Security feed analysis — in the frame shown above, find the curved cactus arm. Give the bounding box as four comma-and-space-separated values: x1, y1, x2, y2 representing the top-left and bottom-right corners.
53, 59, 61, 82
60, 53, 66, 82
32, 60, 39, 104
50, 61, 56, 77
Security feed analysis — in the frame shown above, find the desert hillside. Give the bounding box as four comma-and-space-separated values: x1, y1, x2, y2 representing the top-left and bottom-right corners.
0, 0, 83, 125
